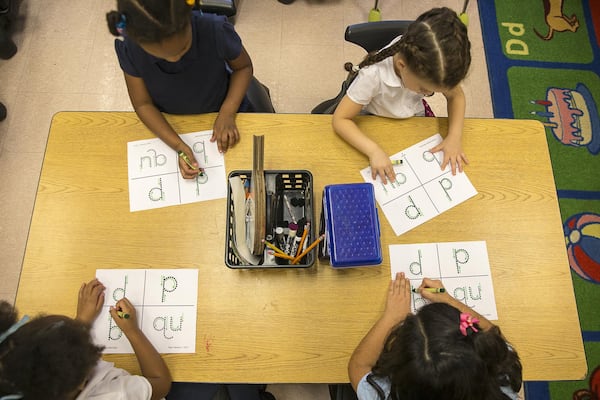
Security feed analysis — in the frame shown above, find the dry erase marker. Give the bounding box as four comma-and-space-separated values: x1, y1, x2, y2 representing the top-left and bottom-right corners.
117, 310, 130, 319
391, 159, 403, 165
412, 287, 445, 293
178, 151, 204, 175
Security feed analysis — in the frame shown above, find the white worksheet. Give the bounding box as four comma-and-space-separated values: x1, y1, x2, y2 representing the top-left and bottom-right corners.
360, 134, 477, 235
127, 130, 226, 212
92, 269, 198, 354
389, 241, 497, 320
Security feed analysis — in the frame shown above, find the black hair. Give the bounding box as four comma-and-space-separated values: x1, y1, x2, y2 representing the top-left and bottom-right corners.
346, 7, 471, 89
107, 0, 192, 44
0, 301, 103, 400
368, 302, 522, 400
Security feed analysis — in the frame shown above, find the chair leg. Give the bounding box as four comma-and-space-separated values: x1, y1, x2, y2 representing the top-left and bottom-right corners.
0, 30, 17, 59
0, 101, 6, 121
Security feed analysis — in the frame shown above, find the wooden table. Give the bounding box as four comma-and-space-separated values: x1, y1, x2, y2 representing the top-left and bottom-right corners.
16, 112, 586, 382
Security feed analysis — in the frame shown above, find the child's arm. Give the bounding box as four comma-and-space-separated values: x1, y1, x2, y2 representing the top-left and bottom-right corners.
348, 272, 412, 391
332, 96, 396, 184
124, 72, 200, 179
429, 85, 469, 175
110, 298, 172, 400
213, 45, 253, 153
416, 278, 493, 331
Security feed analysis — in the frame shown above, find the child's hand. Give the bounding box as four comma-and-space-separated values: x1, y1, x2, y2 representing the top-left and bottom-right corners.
212, 112, 240, 153
416, 278, 453, 304
382, 272, 412, 326
109, 297, 139, 335
369, 147, 396, 184
76, 278, 105, 326
177, 145, 201, 179
429, 136, 469, 175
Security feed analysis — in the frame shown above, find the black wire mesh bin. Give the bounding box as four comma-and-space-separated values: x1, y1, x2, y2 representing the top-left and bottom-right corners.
225, 170, 315, 268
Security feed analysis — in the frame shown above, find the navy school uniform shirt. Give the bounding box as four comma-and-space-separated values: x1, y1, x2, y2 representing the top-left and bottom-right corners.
115, 11, 243, 115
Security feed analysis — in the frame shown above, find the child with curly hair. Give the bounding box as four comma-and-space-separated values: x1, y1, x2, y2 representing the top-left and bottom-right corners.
0, 279, 171, 400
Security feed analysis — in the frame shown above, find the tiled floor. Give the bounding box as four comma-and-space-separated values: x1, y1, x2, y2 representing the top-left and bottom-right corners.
0, 0, 492, 398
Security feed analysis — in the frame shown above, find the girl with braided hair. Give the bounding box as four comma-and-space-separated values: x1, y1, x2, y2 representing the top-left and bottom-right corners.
333, 7, 471, 182
107, 0, 254, 179
349, 273, 522, 400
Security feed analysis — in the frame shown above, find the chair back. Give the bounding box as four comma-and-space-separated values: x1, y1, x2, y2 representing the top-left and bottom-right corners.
344, 20, 413, 52
311, 20, 414, 114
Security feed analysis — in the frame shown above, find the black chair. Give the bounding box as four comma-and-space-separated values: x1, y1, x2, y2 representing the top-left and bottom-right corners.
0, 101, 6, 121
0, 0, 18, 59
193, 0, 237, 23
247, 77, 276, 113
192, 0, 275, 112
311, 20, 413, 114
329, 383, 358, 400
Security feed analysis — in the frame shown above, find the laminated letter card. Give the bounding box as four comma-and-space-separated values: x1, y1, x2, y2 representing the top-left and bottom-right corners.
361, 134, 477, 236
389, 241, 498, 320
92, 269, 199, 353
127, 130, 226, 212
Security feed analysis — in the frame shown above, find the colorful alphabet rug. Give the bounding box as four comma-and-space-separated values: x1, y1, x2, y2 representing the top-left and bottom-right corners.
478, 0, 600, 398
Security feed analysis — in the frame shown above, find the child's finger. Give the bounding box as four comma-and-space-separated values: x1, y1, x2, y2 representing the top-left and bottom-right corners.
118, 297, 134, 310
429, 144, 443, 155
79, 282, 86, 300
228, 128, 240, 145
96, 291, 105, 310
377, 169, 388, 185
450, 159, 457, 175
385, 167, 396, 184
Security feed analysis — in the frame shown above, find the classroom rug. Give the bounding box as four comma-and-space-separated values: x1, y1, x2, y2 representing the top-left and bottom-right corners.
478, 0, 600, 398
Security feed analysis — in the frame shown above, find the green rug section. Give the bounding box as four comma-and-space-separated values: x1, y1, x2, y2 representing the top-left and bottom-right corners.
507, 67, 600, 190
495, 1, 592, 63
549, 341, 600, 397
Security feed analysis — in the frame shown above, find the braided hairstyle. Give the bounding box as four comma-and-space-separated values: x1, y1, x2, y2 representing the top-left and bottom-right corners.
0, 301, 103, 400
367, 302, 522, 400
346, 7, 471, 90
106, 0, 192, 44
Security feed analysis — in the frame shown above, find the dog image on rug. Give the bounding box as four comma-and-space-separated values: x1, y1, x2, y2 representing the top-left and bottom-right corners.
535, 0, 580, 40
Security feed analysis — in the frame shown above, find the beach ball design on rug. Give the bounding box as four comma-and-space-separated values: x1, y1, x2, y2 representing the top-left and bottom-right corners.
564, 212, 600, 283
573, 365, 600, 399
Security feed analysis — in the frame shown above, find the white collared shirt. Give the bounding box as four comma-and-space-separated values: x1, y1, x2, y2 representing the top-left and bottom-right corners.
76, 360, 158, 400
346, 37, 425, 118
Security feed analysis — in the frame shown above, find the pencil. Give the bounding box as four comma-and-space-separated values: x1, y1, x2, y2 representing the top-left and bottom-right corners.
116, 310, 130, 319
269, 251, 295, 261
411, 287, 445, 293
296, 222, 310, 257
291, 234, 325, 265
262, 240, 286, 255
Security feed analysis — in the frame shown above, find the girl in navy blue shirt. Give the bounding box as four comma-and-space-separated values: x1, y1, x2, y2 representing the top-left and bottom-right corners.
107, 0, 253, 178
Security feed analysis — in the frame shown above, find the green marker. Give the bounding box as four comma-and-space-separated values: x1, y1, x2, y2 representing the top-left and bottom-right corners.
391, 159, 403, 165
117, 310, 130, 319
412, 287, 445, 293
178, 151, 204, 176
